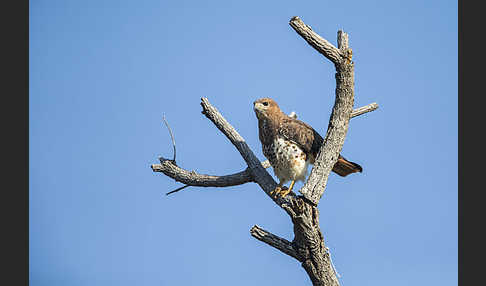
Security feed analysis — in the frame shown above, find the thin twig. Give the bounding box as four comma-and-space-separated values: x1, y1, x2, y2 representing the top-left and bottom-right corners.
166, 185, 190, 196
162, 115, 176, 162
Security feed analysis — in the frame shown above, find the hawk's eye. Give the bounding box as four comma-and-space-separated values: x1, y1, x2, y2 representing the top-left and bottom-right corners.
262, 102, 269, 106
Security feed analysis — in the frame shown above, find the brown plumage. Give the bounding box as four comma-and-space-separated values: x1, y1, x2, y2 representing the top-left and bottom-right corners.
253, 97, 361, 197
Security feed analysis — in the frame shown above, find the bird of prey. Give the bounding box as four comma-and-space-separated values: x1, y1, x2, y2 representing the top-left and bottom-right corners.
253, 98, 362, 198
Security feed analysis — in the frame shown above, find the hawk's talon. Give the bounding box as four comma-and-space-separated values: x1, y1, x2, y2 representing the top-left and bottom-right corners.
270, 185, 289, 199
272, 186, 291, 199
279, 180, 295, 198
279, 187, 292, 198
270, 186, 281, 198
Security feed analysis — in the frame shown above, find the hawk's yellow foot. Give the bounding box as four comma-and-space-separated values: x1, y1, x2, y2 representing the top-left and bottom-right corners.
273, 186, 289, 198
270, 183, 284, 198
278, 187, 291, 198
279, 180, 295, 198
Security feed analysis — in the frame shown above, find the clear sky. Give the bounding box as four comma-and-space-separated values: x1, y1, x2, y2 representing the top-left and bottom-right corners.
30, 0, 457, 285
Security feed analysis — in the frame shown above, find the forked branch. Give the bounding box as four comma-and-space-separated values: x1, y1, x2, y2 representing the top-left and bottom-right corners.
292, 18, 356, 205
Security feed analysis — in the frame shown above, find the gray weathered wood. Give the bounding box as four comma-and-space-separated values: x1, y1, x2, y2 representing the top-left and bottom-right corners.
351, 103, 378, 118
296, 27, 355, 206
151, 158, 271, 188
289, 16, 343, 65
200, 98, 289, 206
250, 225, 300, 261
283, 199, 340, 286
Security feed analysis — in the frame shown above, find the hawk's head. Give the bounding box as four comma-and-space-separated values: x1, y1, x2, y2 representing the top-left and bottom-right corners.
253, 98, 281, 121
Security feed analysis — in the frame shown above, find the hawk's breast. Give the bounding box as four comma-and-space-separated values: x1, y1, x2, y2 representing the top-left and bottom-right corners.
263, 136, 310, 184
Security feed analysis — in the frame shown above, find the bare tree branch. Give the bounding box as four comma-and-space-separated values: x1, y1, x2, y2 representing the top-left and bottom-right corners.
289, 16, 344, 65
151, 158, 271, 188
199, 98, 293, 206
250, 225, 301, 261
293, 103, 377, 120
296, 27, 355, 206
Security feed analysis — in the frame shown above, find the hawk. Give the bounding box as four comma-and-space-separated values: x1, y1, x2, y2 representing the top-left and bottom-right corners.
253, 98, 362, 198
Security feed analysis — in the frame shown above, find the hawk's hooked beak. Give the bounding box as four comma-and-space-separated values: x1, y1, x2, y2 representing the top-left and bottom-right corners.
253, 101, 264, 119
253, 101, 263, 112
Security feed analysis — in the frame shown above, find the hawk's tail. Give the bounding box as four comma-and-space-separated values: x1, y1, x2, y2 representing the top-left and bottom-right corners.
332, 155, 362, 177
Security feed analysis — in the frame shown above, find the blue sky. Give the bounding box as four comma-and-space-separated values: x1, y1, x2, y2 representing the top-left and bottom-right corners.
30, 0, 457, 285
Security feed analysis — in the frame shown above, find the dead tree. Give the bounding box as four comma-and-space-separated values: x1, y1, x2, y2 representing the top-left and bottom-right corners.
151, 16, 378, 286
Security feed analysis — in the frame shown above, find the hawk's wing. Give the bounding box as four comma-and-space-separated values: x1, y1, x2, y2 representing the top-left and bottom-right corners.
277, 116, 324, 160
278, 116, 362, 175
